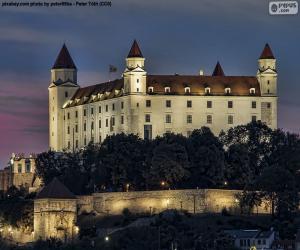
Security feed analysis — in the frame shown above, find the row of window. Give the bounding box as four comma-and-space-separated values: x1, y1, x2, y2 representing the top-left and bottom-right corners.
65, 100, 261, 120
67, 114, 258, 135
148, 86, 257, 95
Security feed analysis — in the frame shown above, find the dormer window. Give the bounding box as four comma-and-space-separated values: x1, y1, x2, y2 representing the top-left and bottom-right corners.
148, 86, 154, 93
225, 88, 231, 95
165, 87, 171, 93
250, 88, 256, 94
105, 91, 111, 96
205, 87, 211, 95
92, 95, 96, 100
184, 87, 191, 94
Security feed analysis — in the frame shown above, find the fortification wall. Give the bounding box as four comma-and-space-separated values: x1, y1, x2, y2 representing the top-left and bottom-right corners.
77, 189, 271, 216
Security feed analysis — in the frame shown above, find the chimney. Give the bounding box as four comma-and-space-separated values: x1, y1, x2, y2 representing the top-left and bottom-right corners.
199, 69, 204, 76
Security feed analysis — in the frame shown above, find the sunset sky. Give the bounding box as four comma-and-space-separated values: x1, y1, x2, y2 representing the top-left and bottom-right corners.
0, 0, 299, 167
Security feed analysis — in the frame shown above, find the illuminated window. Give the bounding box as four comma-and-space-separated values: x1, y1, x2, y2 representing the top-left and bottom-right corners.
148, 86, 154, 93
184, 87, 191, 94
205, 87, 211, 94
165, 87, 171, 93
250, 88, 256, 94
225, 87, 231, 94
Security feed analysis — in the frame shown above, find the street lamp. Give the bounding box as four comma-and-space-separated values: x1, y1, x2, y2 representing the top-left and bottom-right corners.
105, 236, 109, 242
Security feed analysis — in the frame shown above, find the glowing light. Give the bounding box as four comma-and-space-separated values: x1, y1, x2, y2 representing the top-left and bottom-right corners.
161, 181, 165, 186
224, 181, 228, 186
75, 226, 79, 233
105, 236, 110, 242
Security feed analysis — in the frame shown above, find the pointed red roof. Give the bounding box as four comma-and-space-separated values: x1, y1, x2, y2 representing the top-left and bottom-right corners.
259, 43, 275, 59
212, 62, 225, 76
127, 40, 143, 58
36, 177, 76, 199
52, 44, 77, 69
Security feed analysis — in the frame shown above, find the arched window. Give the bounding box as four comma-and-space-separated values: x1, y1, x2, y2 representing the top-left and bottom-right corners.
250, 88, 255, 94
205, 87, 211, 95
148, 86, 154, 93
225, 87, 231, 94
184, 87, 191, 94
165, 87, 171, 93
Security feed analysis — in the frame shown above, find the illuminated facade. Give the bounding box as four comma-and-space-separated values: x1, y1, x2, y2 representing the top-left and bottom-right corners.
49, 41, 278, 151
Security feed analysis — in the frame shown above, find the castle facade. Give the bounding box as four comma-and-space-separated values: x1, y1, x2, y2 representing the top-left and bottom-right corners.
49, 41, 278, 151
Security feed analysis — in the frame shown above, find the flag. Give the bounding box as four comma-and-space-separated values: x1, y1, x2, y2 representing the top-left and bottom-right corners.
109, 65, 117, 73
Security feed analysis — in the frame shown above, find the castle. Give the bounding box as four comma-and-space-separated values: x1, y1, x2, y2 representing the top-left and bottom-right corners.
49, 41, 278, 151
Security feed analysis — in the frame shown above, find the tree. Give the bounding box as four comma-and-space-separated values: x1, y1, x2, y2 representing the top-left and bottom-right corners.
225, 144, 253, 189
145, 142, 190, 189
256, 165, 298, 218
187, 127, 225, 188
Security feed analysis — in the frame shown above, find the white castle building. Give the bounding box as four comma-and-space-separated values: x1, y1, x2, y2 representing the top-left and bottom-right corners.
49, 41, 278, 151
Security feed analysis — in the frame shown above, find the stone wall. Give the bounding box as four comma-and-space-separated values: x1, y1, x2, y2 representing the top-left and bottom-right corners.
77, 189, 272, 216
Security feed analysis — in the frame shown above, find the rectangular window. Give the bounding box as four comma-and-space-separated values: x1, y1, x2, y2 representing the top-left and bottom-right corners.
121, 102, 124, 109
99, 106, 101, 113
145, 114, 151, 122
187, 100, 192, 108
112, 117, 115, 126
75, 111, 78, 118
91, 122, 94, 130
84, 137, 86, 146
121, 115, 124, 124
228, 115, 233, 124
76, 140, 78, 148
91, 107, 94, 115
207, 115, 212, 124
99, 135, 102, 143
65, 91, 68, 98
67, 112, 70, 119
67, 126, 70, 134
207, 101, 212, 108
166, 100, 171, 108
106, 119, 108, 127
75, 124, 78, 133
106, 105, 108, 112
84, 123, 86, 131
25, 161, 31, 173
252, 115, 257, 122
267, 103, 271, 108
68, 141, 70, 149
144, 125, 152, 140
91, 137, 94, 143
99, 120, 101, 128
84, 109, 87, 116
146, 100, 151, 107
112, 103, 115, 111
228, 101, 233, 108
187, 115, 192, 124
252, 101, 257, 109
18, 164, 22, 173
166, 114, 172, 123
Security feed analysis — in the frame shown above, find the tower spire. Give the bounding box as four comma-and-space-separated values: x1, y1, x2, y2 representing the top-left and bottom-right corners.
259, 43, 275, 59
127, 40, 143, 58
52, 44, 77, 69
212, 61, 225, 76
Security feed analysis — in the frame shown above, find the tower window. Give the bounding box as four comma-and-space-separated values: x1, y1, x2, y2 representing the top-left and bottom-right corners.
65, 92, 68, 98
84, 123, 86, 131
99, 106, 101, 113
106, 105, 108, 112
165, 87, 171, 93
166, 114, 172, 123
121, 102, 124, 109
75, 111, 78, 118
166, 100, 171, 108
207, 101, 212, 108
137, 88, 139, 92
99, 120, 101, 128
207, 115, 212, 124
187, 100, 192, 108
137, 79, 139, 83
228, 115, 233, 124
187, 115, 192, 124
121, 115, 124, 124
267, 80, 270, 85
106, 119, 108, 127
145, 114, 151, 123
267, 89, 270, 94
68, 141, 70, 149
91, 107, 94, 115
146, 100, 151, 107
84, 109, 87, 116
75, 124, 78, 133
67, 112, 70, 119
91, 122, 94, 130
112, 103, 115, 111
228, 101, 233, 108
76, 140, 78, 148
67, 126, 70, 134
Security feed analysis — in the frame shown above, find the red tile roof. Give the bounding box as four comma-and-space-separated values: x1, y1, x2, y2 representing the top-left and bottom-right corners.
36, 177, 76, 199
52, 44, 77, 69
65, 74, 260, 108
259, 43, 275, 59
212, 62, 225, 76
127, 40, 143, 58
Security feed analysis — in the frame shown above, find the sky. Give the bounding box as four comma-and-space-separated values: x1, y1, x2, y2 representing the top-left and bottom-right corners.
0, 0, 299, 168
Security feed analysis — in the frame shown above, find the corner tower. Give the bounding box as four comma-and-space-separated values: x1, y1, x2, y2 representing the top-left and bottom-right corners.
257, 43, 277, 96
123, 40, 147, 94
49, 44, 79, 151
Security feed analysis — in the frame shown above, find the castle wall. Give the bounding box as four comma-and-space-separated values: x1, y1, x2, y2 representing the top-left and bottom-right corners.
77, 189, 272, 216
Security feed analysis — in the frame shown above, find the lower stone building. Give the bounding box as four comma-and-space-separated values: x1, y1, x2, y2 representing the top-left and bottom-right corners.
34, 178, 78, 242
